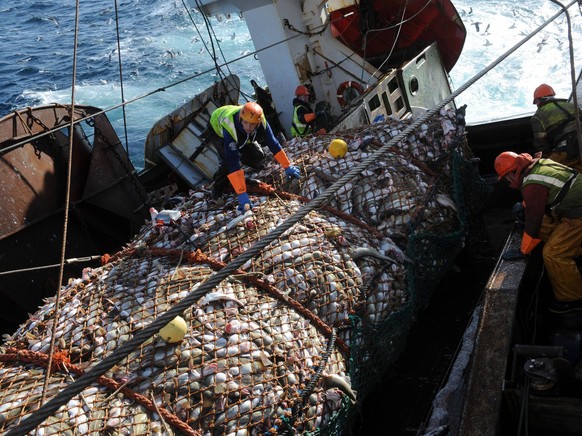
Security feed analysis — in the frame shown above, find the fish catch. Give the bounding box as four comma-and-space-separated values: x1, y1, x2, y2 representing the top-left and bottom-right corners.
0, 109, 488, 435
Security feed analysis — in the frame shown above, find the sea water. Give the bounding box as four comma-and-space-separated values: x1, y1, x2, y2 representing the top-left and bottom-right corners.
1, 0, 581, 169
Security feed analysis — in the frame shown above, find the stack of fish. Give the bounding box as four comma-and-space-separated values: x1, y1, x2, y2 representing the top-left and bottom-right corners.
0, 108, 469, 435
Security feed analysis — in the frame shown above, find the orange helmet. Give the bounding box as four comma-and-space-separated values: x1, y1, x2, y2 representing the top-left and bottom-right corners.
533, 84, 555, 104
240, 102, 263, 123
295, 85, 310, 96
494, 151, 519, 179
495, 151, 533, 180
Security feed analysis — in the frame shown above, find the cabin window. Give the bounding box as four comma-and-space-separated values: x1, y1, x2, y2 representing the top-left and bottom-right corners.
388, 77, 399, 93
381, 92, 393, 116
395, 96, 405, 112
368, 94, 381, 112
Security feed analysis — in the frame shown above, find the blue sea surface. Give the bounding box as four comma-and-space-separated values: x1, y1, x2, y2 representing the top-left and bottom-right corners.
1, 0, 581, 169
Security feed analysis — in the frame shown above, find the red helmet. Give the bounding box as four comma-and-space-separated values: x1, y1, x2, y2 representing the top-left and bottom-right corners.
495, 151, 533, 180
295, 85, 310, 96
533, 84, 555, 104
239, 102, 263, 123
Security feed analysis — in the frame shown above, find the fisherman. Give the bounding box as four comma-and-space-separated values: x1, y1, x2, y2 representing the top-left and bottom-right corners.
531, 83, 582, 172
291, 85, 326, 137
495, 150, 582, 313
209, 102, 301, 211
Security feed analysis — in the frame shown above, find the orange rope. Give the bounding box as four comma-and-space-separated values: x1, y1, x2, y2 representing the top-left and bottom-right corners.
0, 348, 200, 436
248, 181, 384, 239
147, 248, 349, 357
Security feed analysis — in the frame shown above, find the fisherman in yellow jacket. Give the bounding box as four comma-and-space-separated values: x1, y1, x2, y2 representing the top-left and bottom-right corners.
209, 102, 301, 211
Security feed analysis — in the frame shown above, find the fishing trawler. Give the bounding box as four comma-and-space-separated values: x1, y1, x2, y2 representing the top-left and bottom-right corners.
0, 1, 580, 435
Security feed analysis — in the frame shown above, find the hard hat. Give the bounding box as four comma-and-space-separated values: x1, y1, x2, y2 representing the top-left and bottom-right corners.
295, 85, 310, 96
495, 151, 534, 180
533, 84, 555, 104
240, 102, 263, 124
494, 151, 518, 179
159, 315, 188, 343
328, 139, 348, 159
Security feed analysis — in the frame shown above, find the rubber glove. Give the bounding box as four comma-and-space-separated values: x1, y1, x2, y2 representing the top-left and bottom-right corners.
237, 193, 254, 212
501, 249, 526, 261
285, 165, 301, 179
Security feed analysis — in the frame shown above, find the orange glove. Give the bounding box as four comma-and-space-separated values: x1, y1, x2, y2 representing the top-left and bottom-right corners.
274, 150, 291, 169
227, 169, 247, 194
521, 231, 542, 255
316, 128, 327, 134
304, 113, 316, 123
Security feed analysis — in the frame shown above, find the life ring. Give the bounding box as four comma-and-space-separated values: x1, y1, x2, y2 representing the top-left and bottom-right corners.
336, 81, 364, 107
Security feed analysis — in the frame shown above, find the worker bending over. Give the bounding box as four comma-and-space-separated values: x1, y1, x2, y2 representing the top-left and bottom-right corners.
209, 102, 301, 211
495, 151, 582, 313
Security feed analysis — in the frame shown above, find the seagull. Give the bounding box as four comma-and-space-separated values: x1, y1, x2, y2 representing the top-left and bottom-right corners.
537, 36, 548, 53
484, 39, 492, 47
472, 22, 481, 32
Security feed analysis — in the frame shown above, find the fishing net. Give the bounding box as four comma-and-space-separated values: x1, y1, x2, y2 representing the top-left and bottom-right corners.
0, 108, 490, 435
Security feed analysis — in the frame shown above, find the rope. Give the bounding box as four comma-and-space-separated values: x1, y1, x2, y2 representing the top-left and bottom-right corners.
0, 256, 102, 277
6, 3, 580, 434
41, 0, 80, 406
4, 29, 303, 154
113, 0, 130, 156
247, 181, 384, 240
291, 329, 337, 422
0, 349, 200, 436
101, 247, 350, 357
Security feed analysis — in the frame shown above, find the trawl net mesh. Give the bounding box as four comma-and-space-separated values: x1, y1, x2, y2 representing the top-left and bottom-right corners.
0, 108, 489, 435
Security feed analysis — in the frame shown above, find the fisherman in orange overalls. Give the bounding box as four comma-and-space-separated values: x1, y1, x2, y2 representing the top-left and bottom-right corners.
496, 150, 582, 313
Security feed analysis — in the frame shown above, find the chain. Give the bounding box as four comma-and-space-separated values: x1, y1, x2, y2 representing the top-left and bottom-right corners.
283, 18, 328, 36
27, 109, 57, 159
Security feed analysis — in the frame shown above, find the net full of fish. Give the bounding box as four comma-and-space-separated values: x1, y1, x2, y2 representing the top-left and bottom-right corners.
0, 108, 471, 435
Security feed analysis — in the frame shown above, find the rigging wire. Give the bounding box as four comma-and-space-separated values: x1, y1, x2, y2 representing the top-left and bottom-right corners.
114, 0, 130, 155
0, 256, 102, 276
4, 30, 305, 155
362, 0, 408, 86
184, 0, 253, 102
550, 0, 582, 157
40, 0, 81, 407
193, 1, 230, 80
367, 0, 433, 34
